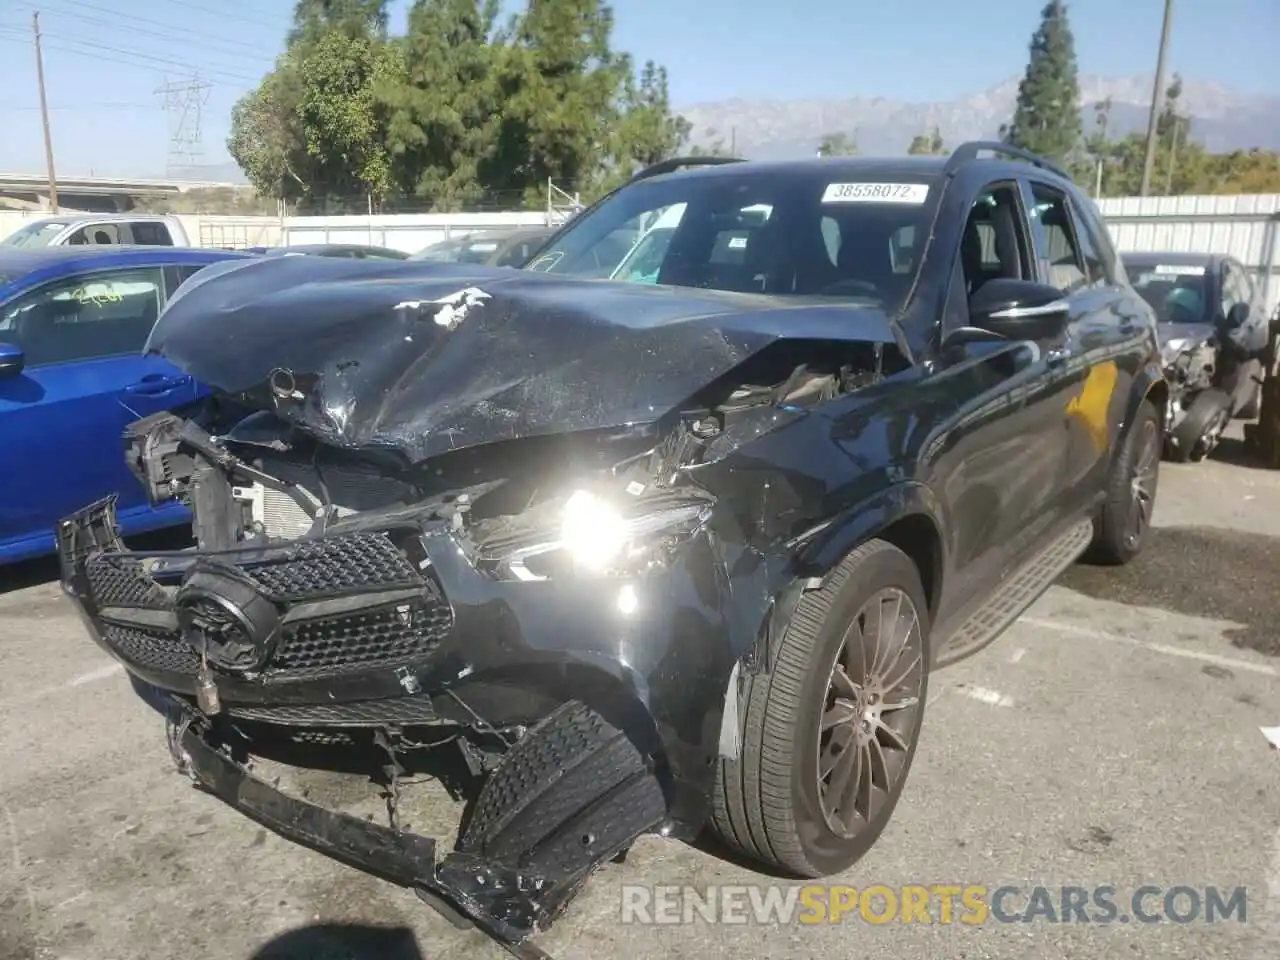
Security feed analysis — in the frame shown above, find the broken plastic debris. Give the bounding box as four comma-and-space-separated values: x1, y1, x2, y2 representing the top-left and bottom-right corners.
1261, 726, 1280, 751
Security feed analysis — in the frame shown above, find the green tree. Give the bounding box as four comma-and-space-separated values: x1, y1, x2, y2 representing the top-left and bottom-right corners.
907, 126, 945, 155
381, 0, 504, 210
288, 0, 388, 46
228, 0, 693, 209
226, 61, 310, 201
1002, 0, 1083, 163
496, 0, 631, 204
817, 131, 857, 156
295, 30, 401, 204
612, 61, 691, 168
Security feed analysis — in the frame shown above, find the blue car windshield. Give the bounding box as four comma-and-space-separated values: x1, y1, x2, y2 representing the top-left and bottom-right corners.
525, 169, 936, 313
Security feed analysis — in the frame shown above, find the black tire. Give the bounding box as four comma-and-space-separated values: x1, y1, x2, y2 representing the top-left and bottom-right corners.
711, 539, 930, 877
1089, 399, 1160, 565
457, 701, 666, 881
1169, 388, 1232, 463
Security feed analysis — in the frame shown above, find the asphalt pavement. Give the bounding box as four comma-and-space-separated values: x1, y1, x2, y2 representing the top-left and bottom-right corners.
1, 430, 1277, 960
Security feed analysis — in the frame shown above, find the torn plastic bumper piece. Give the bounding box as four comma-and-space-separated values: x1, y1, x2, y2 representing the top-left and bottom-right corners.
170, 706, 568, 958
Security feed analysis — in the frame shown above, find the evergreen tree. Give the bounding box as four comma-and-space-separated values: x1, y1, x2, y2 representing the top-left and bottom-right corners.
817, 132, 857, 156
288, 0, 388, 46
1002, 1, 1083, 163
381, 0, 504, 210
907, 126, 945, 155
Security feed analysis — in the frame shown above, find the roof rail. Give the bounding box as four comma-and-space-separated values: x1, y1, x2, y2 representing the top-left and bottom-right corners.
629, 156, 747, 184
944, 141, 1070, 180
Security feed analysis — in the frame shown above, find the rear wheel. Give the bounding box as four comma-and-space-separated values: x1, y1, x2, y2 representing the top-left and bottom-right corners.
1089, 399, 1160, 565
711, 539, 929, 877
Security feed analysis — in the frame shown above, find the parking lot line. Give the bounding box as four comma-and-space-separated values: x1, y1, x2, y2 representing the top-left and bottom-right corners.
1019, 616, 1278, 677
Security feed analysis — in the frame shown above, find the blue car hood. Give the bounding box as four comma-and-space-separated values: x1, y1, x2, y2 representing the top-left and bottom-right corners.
147, 256, 900, 462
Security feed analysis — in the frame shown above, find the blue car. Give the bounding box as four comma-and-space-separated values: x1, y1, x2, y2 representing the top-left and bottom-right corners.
0, 245, 252, 563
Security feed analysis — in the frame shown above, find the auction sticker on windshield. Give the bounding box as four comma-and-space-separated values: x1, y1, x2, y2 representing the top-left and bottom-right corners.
1152, 264, 1206, 276
822, 182, 930, 204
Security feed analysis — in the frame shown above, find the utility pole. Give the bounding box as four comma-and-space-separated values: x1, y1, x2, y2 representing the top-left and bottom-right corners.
32, 11, 59, 212
1139, 0, 1174, 198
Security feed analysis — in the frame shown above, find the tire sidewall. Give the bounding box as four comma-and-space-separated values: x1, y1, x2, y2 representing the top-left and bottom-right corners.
787, 545, 931, 876
1103, 400, 1160, 559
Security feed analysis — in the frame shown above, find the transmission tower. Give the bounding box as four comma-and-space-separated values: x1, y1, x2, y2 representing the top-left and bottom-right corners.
155, 74, 212, 178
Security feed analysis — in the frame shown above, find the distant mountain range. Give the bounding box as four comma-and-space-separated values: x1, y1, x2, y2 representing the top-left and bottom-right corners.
678, 74, 1280, 159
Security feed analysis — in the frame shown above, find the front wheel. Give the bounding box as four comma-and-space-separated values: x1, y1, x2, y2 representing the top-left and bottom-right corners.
1089, 399, 1160, 565
1169, 388, 1232, 463
711, 539, 930, 877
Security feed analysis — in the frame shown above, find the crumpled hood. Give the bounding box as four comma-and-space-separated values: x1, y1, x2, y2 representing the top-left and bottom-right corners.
148, 255, 899, 462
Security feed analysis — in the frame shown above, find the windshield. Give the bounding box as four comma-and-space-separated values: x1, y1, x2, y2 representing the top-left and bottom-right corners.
1, 220, 68, 249
410, 235, 502, 263
1125, 261, 1211, 324
523, 170, 935, 310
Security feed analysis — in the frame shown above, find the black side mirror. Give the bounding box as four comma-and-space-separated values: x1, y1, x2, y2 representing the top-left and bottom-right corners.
966, 277, 1071, 341
0, 342, 24, 378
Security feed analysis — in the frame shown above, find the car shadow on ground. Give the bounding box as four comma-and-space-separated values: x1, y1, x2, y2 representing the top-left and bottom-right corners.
1057, 524, 1280, 657
1, 527, 193, 596
1207, 434, 1273, 468
248, 923, 426, 960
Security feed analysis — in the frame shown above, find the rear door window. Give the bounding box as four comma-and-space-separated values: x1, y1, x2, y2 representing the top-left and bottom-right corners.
131, 222, 174, 246
1025, 183, 1090, 292
66, 223, 123, 246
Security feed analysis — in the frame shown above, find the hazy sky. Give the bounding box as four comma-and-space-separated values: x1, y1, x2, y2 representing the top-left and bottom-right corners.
0, 0, 1276, 177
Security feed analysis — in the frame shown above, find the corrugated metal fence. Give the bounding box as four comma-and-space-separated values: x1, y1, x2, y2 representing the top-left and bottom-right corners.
1096, 194, 1280, 315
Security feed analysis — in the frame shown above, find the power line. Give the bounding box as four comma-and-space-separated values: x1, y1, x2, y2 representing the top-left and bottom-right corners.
13, 0, 282, 63
0, 30, 252, 87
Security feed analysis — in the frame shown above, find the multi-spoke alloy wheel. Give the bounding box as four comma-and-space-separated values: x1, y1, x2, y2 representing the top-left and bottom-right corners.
817, 587, 924, 838
710, 538, 931, 877
1090, 398, 1160, 565
1126, 418, 1159, 550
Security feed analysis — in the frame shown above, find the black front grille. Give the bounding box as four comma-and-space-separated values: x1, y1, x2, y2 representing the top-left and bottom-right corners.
244, 534, 422, 601
91, 532, 452, 682
106, 623, 200, 674
86, 556, 168, 608
227, 696, 442, 727
272, 595, 454, 678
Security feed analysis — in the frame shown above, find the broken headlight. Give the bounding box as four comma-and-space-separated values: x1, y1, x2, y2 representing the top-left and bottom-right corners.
483, 488, 714, 581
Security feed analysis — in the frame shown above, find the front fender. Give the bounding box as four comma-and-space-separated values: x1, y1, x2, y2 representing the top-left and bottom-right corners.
1126, 359, 1170, 441
790, 480, 945, 589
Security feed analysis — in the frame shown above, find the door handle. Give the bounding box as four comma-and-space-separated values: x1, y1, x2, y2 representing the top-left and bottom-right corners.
124, 374, 187, 396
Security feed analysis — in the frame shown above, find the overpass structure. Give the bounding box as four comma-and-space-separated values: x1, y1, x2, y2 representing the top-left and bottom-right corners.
0, 171, 246, 212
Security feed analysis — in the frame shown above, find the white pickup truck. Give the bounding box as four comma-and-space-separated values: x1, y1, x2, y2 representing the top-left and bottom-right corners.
0, 213, 191, 248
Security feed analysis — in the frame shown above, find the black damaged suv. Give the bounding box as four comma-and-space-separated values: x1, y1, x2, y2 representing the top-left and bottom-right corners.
59, 143, 1164, 955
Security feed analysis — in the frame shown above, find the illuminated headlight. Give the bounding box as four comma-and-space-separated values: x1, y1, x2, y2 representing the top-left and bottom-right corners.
487, 488, 714, 581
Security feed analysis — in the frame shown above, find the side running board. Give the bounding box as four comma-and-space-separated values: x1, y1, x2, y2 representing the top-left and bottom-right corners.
934, 518, 1094, 668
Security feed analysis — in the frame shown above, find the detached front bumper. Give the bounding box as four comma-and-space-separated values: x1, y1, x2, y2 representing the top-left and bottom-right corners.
165, 695, 613, 956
